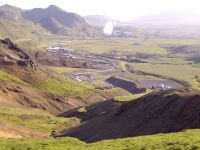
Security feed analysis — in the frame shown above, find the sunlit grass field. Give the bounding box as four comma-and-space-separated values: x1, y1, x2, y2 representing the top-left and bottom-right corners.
0, 105, 77, 134
48, 36, 200, 91
131, 63, 200, 89
1, 129, 200, 150
59, 37, 168, 55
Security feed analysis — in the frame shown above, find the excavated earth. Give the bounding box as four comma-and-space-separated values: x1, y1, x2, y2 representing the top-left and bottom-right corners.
106, 76, 146, 94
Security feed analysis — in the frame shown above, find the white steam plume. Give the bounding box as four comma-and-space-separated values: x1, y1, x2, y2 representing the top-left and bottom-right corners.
103, 21, 116, 35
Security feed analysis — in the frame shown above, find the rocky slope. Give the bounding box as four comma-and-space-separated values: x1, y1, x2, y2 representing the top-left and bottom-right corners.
0, 81, 84, 115
0, 4, 94, 36
57, 88, 200, 142
0, 38, 125, 114
23, 5, 90, 35
0, 38, 36, 68
59, 99, 121, 122
0, 38, 85, 115
23, 5, 87, 28
0, 4, 23, 20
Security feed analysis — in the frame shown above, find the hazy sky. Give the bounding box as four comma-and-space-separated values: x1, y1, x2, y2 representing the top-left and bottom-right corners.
0, 0, 200, 21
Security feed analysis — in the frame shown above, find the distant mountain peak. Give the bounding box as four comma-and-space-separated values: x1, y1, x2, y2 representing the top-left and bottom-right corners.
0, 4, 93, 36
22, 5, 89, 35
47, 5, 62, 11
0, 4, 21, 10
0, 4, 23, 20
1, 4, 15, 8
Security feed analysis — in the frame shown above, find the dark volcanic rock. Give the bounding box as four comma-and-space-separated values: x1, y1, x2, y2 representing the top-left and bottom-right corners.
0, 38, 36, 69
0, 38, 29, 59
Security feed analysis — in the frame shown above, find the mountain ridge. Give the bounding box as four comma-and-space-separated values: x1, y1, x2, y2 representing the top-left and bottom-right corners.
0, 4, 23, 20
57, 88, 200, 142
23, 5, 87, 28
0, 4, 91, 35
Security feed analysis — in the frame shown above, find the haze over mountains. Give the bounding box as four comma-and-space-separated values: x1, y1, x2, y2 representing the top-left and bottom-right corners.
0, 3, 200, 35
1, 4, 200, 29
84, 15, 117, 26
130, 11, 200, 25
23, 5, 88, 33
84, 11, 200, 26
0, 4, 23, 20
0, 4, 92, 35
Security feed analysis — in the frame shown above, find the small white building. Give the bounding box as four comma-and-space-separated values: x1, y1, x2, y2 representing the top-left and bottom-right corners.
46, 46, 61, 52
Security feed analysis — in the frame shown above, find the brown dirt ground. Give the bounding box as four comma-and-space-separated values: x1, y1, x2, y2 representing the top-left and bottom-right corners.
0, 122, 48, 139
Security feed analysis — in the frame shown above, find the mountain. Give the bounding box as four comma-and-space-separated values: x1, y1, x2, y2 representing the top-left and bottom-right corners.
0, 38, 131, 141
0, 4, 93, 36
130, 11, 200, 25
38, 17, 87, 36
0, 38, 118, 107
0, 4, 23, 20
0, 38, 130, 142
57, 88, 200, 142
23, 5, 89, 34
84, 15, 113, 26
0, 18, 48, 43
38, 17, 67, 34
0, 38, 85, 114
24, 5, 87, 28
0, 4, 49, 48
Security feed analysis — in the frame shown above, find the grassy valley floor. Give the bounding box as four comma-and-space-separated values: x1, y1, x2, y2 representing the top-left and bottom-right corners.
1, 129, 200, 150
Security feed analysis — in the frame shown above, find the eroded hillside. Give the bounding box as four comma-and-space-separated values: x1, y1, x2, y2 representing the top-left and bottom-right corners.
57, 88, 200, 142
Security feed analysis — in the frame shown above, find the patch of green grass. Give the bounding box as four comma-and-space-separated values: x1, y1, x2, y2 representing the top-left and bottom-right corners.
114, 89, 153, 102
77, 107, 87, 113
0, 137, 86, 150
114, 94, 143, 102
1, 129, 200, 149
0, 105, 77, 134
47, 66, 79, 73
60, 37, 168, 55
131, 63, 200, 89
118, 61, 127, 70
0, 19, 50, 44
47, 66, 98, 74
89, 129, 200, 150
0, 71, 26, 84
35, 78, 94, 101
